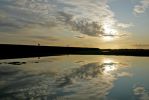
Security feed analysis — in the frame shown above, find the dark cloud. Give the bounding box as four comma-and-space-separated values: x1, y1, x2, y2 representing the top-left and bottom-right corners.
70, 18, 104, 36
0, 22, 21, 32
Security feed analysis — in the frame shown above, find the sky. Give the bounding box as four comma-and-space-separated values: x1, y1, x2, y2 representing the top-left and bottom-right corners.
0, 0, 149, 49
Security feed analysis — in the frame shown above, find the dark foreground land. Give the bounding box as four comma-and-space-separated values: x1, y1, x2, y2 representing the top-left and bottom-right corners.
0, 44, 149, 59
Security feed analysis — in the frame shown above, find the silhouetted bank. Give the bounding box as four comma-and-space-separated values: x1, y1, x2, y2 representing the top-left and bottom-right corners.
0, 44, 149, 59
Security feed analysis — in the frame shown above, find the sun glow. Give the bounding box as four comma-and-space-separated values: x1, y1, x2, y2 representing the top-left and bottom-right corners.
102, 59, 114, 63
102, 36, 114, 41
102, 59, 118, 73
101, 24, 118, 41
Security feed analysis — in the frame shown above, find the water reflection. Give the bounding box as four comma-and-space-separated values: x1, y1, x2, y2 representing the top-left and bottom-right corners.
57, 58, 121, 83
101, 59, 118, 73
133, 86, 149, 100
0, 56, 148, 100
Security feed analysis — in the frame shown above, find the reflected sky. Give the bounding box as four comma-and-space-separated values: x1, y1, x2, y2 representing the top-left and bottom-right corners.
0, 55, 149, 100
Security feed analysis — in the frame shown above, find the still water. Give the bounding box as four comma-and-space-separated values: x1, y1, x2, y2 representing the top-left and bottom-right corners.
0, 55, 149, 100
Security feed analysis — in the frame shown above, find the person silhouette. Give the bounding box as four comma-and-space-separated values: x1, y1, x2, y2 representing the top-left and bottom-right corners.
38, 43, 40, 46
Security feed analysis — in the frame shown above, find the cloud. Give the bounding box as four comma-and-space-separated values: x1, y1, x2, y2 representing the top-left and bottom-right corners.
74, 35, 86, 39
0, 62, 115, 100
133, 0, 149, 14
117, 72, 133, 77
134, 86, 145, 95
49, 62, 117, 99
133, 86, 149, 100
0, 57, 131, 99
0, 0, 132, 37
117, 23, 134, 29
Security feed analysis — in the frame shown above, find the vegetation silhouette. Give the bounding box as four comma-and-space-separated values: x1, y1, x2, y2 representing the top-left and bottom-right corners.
0, 44, 149, 59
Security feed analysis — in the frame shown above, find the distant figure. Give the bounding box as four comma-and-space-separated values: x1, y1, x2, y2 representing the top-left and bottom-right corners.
37, 43, 40, 59
38, 43, 40, 46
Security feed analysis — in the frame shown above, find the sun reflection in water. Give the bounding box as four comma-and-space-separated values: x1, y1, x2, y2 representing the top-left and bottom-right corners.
102, 59, 118, 73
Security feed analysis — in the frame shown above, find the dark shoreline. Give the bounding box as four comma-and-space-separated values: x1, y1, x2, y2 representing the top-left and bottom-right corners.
0, 44, 149, 59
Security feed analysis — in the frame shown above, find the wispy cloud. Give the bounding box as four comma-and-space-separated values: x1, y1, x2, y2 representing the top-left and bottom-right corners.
133, 0, 149, 14
117, 23, 134, 29
133, 44, 149, 48
0, 0, 132, 37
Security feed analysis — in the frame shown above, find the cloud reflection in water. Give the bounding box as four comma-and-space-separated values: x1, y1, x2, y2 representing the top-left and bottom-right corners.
0, 57, 131, 100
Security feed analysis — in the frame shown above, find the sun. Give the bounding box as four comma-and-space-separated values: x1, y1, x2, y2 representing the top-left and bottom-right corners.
101, 24, 118, 41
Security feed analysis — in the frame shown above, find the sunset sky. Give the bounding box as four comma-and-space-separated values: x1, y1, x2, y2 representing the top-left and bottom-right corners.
0, 0, 149, 49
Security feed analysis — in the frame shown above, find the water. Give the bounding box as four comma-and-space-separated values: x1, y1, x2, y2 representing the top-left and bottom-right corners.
0, 55, 149, 100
